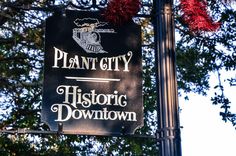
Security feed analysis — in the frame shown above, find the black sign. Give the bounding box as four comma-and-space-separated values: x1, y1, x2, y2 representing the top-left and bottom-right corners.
42, 10, 143, 135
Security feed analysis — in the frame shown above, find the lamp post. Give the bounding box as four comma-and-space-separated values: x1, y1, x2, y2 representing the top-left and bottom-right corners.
153, 0, 182, 156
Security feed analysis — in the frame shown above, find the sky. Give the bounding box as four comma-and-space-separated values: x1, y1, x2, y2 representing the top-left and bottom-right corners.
180, 72, 236, 156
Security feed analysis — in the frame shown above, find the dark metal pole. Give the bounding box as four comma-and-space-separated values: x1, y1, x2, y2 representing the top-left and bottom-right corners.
153, 0, 182, 156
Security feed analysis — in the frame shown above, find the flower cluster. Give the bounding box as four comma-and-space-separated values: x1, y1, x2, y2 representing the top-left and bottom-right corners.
180, 0, 221, 32
103, 0, 141, 25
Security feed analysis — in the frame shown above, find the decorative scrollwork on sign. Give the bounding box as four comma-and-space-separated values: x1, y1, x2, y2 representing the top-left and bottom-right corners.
98, 0, 107, 7
69, 0, 108, 10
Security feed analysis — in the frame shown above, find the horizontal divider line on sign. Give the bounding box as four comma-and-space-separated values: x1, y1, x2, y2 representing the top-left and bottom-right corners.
65, 76, 120, 83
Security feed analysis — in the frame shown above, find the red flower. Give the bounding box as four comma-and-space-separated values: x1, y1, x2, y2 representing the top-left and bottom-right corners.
180, 0, 221, 32
103, 0, 141, 25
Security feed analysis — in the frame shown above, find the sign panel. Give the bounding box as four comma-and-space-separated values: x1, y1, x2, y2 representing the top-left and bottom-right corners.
42, 10, 143, 135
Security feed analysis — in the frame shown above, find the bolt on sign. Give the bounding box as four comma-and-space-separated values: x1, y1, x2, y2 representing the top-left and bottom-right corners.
42, 10, 143, 135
